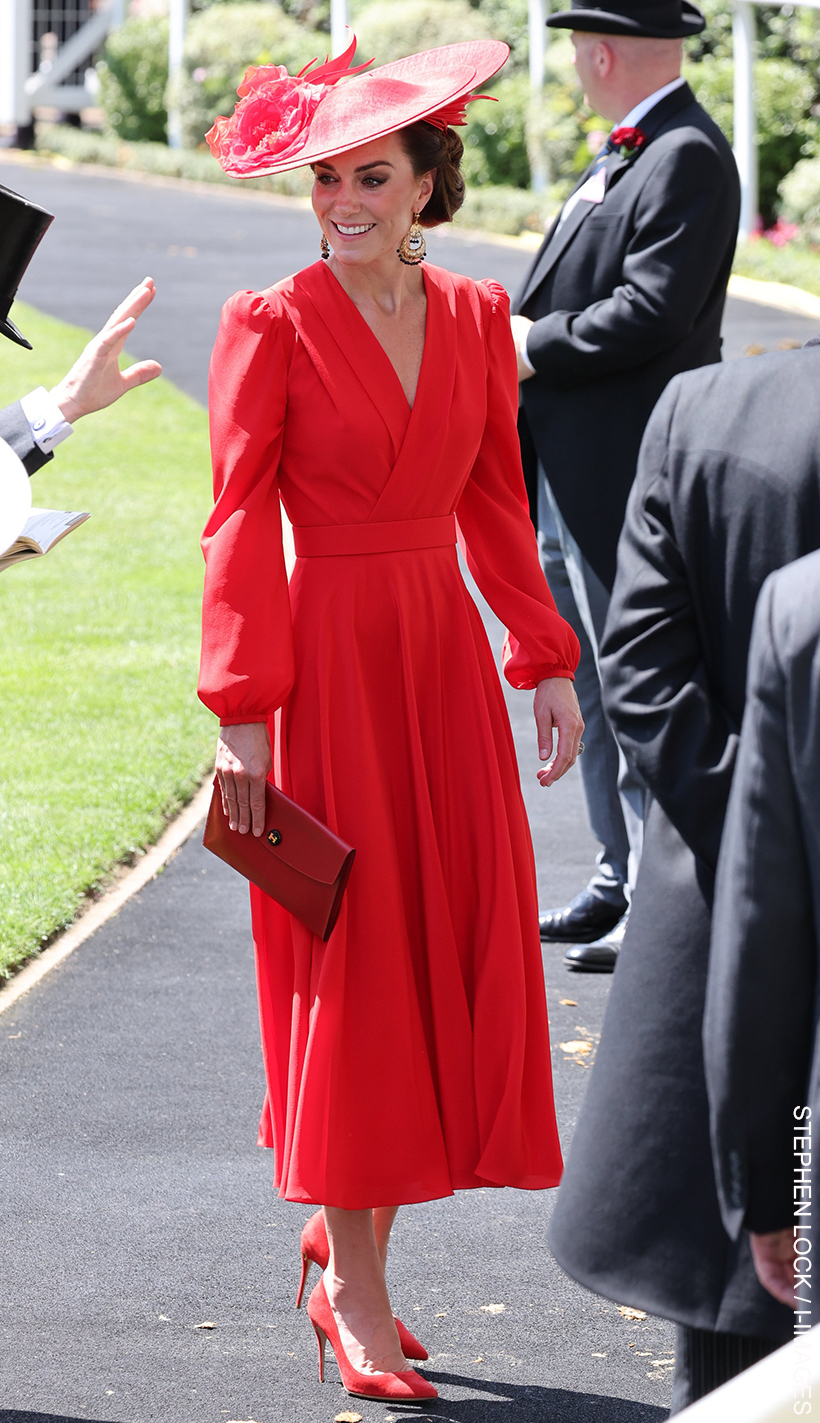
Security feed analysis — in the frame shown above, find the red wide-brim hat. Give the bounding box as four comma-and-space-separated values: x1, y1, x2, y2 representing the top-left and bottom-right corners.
207, 37, 510, 181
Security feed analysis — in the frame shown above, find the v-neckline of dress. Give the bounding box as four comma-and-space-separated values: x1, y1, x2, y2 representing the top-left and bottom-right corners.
321, 260, 431, 414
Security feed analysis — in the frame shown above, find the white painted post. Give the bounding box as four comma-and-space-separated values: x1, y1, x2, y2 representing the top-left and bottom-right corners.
330, 0, 348, 59
0, 0, 32, 132
733, 0, 758, 239
529, 0, 546, 91
529, 0, 548, 193
167, 0, 189, 150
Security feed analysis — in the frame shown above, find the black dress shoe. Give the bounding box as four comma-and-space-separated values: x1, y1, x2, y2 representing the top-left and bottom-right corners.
564, 940, 619, 973
539, 887, 628, 943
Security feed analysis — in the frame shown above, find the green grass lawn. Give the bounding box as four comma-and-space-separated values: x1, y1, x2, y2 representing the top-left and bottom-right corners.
0, 303, 216, 979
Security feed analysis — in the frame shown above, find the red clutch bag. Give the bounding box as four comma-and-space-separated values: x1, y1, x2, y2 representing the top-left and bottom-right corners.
202, 778, 355, 941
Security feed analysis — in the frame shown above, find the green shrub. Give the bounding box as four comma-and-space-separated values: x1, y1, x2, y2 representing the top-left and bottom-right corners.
456, 180, 555, 233
97, 16, 169, 144
352, 0, 495, 65
462, 72, 530, 188
779, 155, 820, 242
732, 234, 820, 297
173, 2, 320, 149
35, 121, 313, 197
684, 52, 819, 223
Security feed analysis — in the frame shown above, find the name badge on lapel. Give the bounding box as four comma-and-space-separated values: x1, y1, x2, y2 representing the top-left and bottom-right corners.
573, 166, 607, 206
558, 165, 607, 226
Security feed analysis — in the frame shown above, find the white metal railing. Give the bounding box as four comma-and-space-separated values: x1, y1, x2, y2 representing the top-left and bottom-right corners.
1, 0, 123, 125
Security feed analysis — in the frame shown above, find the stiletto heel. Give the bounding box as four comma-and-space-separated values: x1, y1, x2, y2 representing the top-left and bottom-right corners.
296, 1210, 428, 1360
312, 1319, 327, 1382
295, 1251, 311, 1310
306, 1278, 437, 1403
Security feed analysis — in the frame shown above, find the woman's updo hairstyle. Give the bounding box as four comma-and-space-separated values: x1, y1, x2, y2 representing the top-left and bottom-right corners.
398, 122, 465, 227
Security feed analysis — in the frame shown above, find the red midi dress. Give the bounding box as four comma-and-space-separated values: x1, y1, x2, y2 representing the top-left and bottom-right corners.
199, 260, 580, 1209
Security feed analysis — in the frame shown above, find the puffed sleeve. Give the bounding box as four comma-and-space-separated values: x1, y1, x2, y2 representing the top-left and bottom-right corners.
198, 290, 295, 724
455, 281, 580, 688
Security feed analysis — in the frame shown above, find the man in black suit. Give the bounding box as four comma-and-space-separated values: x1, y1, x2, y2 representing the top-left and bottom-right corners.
705, 549, 820, 1328
547, 347, 820, 1410
0, 181, 160, 490
512, 0, 740, 970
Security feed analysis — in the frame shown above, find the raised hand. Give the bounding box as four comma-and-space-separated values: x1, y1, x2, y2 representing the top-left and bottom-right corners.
50, 277, 162, 424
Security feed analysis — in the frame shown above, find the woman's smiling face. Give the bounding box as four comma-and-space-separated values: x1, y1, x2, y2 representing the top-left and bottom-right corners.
312, 131, 434, 267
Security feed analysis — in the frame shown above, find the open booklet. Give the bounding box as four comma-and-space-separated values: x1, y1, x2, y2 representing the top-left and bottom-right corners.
0, 508, 90, 572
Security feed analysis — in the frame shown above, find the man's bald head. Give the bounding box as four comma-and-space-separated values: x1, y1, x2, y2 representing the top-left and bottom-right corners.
571, 31, 684, 121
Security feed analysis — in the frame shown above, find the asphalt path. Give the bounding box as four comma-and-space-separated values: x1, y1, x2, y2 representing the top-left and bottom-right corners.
2, 158, 816, 1423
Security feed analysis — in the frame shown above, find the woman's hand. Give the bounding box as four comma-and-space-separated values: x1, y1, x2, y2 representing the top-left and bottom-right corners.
534, 677, 584, 788
216, 722, 272, 836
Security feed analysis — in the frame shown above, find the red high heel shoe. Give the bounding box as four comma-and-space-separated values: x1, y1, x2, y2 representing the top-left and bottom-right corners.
306, 1277, 438, 1403
296, 1210, 428, 1361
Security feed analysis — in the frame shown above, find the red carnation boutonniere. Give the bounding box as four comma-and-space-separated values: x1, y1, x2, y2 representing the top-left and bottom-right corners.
609, 125, 647, 158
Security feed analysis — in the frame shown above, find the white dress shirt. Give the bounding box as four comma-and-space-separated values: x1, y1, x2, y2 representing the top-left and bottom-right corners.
520, 75, 687, 375
19, 386, 74, 455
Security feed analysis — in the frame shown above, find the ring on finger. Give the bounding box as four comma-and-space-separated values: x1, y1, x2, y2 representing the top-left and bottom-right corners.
578, 742, 585, 754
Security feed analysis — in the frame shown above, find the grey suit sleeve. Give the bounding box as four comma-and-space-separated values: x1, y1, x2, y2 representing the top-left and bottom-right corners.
600, 378, 738, 869
704, 575, 815, 1237
526, 138, 735, 388
0, 400, 54, 476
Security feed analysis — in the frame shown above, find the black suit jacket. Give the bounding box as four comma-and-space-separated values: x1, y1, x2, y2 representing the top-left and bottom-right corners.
548, 350, 820, 1337
513, 83, 739, 590
0, 400, 52, 475
705, 551, 820, 1301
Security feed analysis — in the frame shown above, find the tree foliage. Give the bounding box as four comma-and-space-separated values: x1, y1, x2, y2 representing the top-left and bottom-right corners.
172, 2, 319, 149
98, 17, 169, 144
96, 0, 820, 227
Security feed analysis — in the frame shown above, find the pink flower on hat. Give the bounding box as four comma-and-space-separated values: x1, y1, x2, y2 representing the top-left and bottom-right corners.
206, 37, 373, 178
207, 69, 326, 175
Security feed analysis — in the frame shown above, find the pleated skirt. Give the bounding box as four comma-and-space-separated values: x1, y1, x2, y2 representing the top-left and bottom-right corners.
251, 544, 563, 1207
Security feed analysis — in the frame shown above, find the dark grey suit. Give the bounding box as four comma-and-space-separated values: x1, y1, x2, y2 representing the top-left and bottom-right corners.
0, 400, 51, 475
513, 81, 739, 592
548, 349, 820, 1371
705, 549, 820, 1326
514, 83, 740, 914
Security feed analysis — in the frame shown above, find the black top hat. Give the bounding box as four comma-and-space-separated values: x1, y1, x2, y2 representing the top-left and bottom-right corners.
546, 0, 705, 38
0, 184, 54, 350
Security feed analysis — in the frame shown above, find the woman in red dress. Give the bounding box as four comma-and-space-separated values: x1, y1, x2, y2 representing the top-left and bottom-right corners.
199, 38, 583, 1404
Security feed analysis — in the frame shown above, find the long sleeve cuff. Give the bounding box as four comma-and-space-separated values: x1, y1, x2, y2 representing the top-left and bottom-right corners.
19, 387, 73, 454
521, 331, 537, 376
218, 714, 272, 726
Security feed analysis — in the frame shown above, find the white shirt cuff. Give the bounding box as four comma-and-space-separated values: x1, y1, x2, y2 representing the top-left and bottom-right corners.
19, 386, 73, 455
520, 331, 537, 376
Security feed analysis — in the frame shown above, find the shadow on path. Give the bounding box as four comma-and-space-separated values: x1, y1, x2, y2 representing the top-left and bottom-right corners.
0, 1414, 117, 1423
0, 1387, 668, 1423
375, 1370, 668, 1421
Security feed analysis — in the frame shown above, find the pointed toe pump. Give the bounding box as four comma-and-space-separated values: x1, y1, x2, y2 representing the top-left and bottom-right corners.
306, 1277, 438, 1403
296, 1210, 428, 1361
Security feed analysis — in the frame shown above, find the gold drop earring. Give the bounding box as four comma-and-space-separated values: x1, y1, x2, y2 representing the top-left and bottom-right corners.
320, 233, 330, 260
397, 212, 426, 266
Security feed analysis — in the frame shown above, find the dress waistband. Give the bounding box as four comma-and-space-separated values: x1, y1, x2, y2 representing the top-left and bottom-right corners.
293, 515, 456, 558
